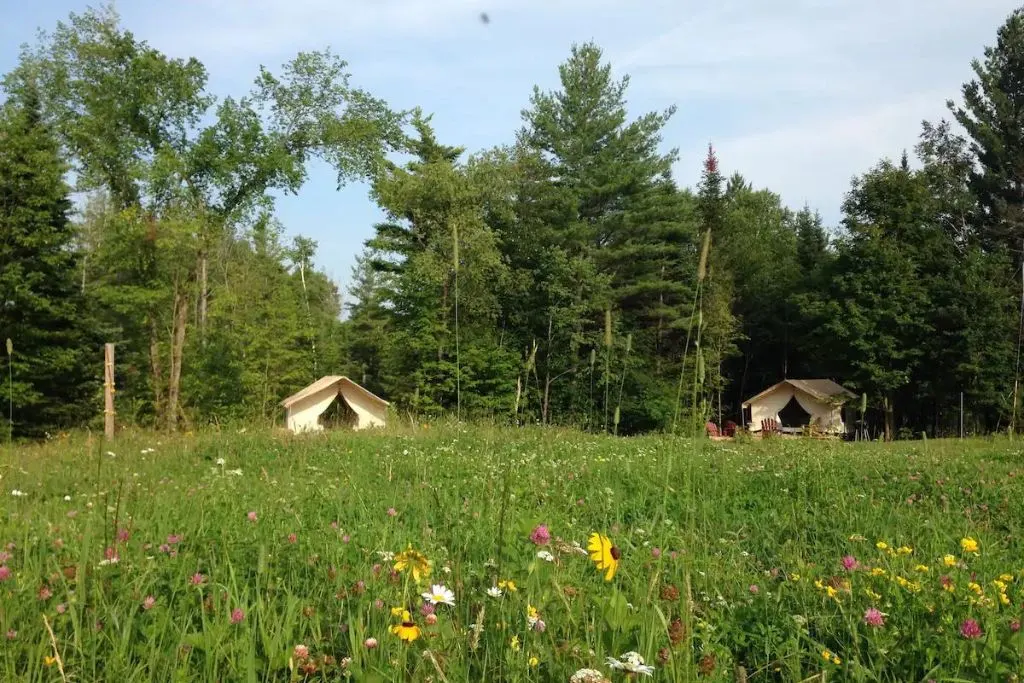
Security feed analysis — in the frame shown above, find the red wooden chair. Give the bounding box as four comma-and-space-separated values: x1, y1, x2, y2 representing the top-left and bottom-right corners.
761, 418, 780, 435
706, 421, 720, 438
724, 420, 738, 437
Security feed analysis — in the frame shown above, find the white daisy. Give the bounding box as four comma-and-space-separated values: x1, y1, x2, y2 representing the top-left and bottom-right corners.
536, 550, 555, 562
606, 651, 654, 676
486, 586, 503, 598
421, 584, 455, 606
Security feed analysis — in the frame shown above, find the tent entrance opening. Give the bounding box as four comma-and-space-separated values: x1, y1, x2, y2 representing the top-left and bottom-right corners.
778, 395, 811, 429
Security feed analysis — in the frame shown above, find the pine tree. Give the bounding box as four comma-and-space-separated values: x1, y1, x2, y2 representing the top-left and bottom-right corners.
951, 8, 1024, 252
0, 87, 99, 437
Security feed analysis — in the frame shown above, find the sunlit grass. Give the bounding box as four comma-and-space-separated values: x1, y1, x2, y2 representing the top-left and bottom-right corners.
1, 428, 1022, 681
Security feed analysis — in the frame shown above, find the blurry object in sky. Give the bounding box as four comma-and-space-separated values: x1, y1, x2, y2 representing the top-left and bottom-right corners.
480, 12, 490, 24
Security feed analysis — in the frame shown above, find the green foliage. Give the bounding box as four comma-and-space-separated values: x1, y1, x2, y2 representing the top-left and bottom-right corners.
0, 87, 99, 437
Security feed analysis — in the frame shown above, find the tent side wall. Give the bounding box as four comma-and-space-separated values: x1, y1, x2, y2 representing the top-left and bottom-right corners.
339, 383, 387, 430
747, 385, 794, 431
286, 385, 341, 433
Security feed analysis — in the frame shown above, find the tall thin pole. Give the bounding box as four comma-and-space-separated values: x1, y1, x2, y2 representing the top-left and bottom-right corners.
1012, 247, 1024, 438
959, 391, 964, 439
104, 343, 115, 440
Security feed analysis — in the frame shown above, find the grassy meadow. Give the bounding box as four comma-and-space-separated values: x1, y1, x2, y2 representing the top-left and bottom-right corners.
0, 427, 1023, 681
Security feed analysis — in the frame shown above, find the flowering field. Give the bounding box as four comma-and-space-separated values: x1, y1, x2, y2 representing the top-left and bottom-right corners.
1, 428, 1023, 681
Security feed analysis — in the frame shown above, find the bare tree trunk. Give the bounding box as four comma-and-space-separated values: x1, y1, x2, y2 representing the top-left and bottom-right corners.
166, 292, 189, 431
543, 312, 553, 425
883, 394, 894, 442
198, 253, 208, 342
148, 316, 165, 420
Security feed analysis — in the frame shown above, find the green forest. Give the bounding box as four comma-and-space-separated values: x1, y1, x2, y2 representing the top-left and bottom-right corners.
3, 5, 1024, 440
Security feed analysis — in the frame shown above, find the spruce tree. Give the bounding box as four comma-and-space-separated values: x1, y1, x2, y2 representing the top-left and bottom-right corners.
0, 87, 99, 437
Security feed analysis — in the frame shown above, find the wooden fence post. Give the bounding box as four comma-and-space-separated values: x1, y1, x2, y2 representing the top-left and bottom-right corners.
104, 343, 115, 439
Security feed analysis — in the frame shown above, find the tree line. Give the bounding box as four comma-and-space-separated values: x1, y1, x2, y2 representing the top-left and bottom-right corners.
3, 5, 1024, 439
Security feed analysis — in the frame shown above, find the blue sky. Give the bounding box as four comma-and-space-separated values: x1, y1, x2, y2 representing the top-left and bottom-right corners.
2, 0, 1018, 292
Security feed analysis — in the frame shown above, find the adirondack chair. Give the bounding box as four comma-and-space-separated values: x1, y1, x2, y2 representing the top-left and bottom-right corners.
723, 420, 738, 437
706, 421, 720, 438
761, 418, 780, 435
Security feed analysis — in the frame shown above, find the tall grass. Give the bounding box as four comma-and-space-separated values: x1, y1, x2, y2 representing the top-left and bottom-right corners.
0, 428, 1022, 680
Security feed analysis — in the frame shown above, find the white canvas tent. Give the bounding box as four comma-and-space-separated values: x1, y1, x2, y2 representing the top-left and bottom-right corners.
280, 376, 389, 433
742, 379, 855, 434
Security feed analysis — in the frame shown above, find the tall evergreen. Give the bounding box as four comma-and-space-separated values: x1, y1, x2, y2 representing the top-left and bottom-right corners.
0, 87, 99, 437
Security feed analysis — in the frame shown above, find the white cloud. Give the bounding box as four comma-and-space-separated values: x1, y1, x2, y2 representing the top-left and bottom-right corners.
685, 89, 951, 222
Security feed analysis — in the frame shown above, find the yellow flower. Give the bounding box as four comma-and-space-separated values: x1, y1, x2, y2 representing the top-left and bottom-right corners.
968, 582, 983, 595
789, 573, 801, 582
943, 582, 955, 593
914, 564, 930, 573
586, 532, 620, 582
943, 554, 957, 567
832, 655, 842, 665
1000, 592, 1011, 605
390, 606, 406, 617
498, 579, 517, 593
390, 609, 421, 642
394, 545, 432, 584
961, 537, 979, 555
993, 579, 1008, 592
875, 541, 888, 550
870, 567, 887, 577
864, 588, 882, 600
528, 656, 539, 668
44, 656, 57, 667
896, 545, 913, 556
825, 586, 840, 601
510, 635, 521, 651
1000, 573, 1014, 583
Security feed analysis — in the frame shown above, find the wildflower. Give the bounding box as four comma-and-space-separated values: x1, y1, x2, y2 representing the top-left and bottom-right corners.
56, 603, 67, 614
533, 618, 546, 632
940, 575, 955, 592
875, 541, 888, 551
142, 596, 156, 610
44, 656, 57, 667
498, 579, 517, 592
842, 555, 858, 571
606, 651, 655, 676
420, 584, 455, 607
0, 565, 10, 582
293, 644, 310, 660
287, 533, 297, 544
4, 630, 14, 641
863, 607, 885, 628
960, 618, 983, 639
1000, 573, 1014, 583
390, 611, 421, 642
526, 604, 539, 628
364, 637, 378, 649
821, 650, 841, 665
896, 545, 913, 555
570, 669, 611, 683
38, 585, 52, 601
529, 524, 551, 546
961, 537, 980, 555
864, 588, 882, 600
425, 613, 437, 625
420, 603, 435, 616
528, 656, 539, 668
914, 564, 930, 573
230, 608, 244, 624
486, 586, 503, 598
190, 573, 206, 586
1011, 620, 1021, 633
386, 507, 397, 517
509, 635, 520, 651
789, 573, 800, 582
536, 550, 555, 562
943, 554, 957, 567
870, 567, 887, 577
587, 532, 620, 582
993, 579, 1007, 593
749, 584, 759, 594
968, 582, 983, 595
394, 545, 432, 584
247, 511, 257, 522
